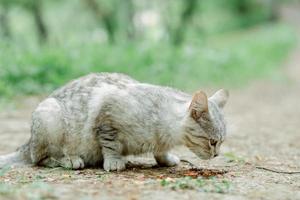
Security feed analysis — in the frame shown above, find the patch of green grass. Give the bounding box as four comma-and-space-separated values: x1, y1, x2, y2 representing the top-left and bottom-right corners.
26, 182, 56, 200
0, 23, 296, 98
160, 176, 231, 193
0, 166, 11, 177
0, 183, 14, 196
97, 173, 110, 181
0, 181, 56, 200
223, 152, 245, 163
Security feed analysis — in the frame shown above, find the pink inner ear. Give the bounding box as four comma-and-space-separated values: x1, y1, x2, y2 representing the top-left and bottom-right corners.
189, 91, 208, 120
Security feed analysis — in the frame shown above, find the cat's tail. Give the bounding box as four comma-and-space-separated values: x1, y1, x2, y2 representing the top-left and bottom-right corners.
0, 142, 32, 168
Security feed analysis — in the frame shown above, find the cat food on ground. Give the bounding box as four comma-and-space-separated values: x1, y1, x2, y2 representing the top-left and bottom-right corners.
181, 168, 228, 178
147, 167, 228, 179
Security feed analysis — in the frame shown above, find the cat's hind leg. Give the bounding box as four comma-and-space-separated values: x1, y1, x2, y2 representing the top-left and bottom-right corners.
31, 98, 86, 170
154, 152, 180, 167
60, 156, 85, 169
39, 156, 85, 169
30, 98, 65, 165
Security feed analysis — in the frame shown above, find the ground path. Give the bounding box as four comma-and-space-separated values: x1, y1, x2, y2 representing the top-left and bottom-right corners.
0, 4, 300, 200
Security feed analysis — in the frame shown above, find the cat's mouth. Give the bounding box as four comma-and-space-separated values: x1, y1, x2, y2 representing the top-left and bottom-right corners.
200, 148, 221, 160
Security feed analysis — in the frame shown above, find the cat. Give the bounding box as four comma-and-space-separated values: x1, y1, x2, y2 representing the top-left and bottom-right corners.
0, 73, 229, 171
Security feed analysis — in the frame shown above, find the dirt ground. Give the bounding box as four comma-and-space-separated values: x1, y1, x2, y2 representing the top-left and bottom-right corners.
1, 6, 300, 200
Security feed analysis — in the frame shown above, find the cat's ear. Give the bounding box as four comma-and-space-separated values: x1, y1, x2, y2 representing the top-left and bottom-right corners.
189, 91, 208, 121
209, 89, 229, 109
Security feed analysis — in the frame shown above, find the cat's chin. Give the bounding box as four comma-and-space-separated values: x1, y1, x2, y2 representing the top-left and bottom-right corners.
199, 156, 211, 160
189, 149, 213, 160
197, 154, 213, 160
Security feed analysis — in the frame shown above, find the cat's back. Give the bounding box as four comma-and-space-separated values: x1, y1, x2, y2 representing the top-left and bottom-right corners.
50, 72, 138, 99
40, 73, 139, 131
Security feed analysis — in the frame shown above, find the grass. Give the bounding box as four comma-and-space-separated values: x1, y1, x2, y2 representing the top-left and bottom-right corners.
0, 182, 56, 200
223, 152, 245, 163
160, 176, 231, 193
0, 22, 296, 99
0, 168, 74, 199
0, 166, 11, 177
0, 169, 230, 199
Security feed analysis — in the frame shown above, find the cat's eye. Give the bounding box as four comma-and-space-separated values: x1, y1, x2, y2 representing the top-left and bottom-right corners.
209, 139, 218, 146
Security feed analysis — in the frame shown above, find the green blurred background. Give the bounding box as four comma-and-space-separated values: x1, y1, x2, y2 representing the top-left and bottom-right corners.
0, 0, 297, 98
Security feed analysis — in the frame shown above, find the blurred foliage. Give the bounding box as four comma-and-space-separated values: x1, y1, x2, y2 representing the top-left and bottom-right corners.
0, 24, 295, 97
0, 0, 288, 44
0, 0, 297, 97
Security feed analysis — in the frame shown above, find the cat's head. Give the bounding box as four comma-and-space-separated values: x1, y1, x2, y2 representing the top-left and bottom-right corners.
183, 89, 229, 160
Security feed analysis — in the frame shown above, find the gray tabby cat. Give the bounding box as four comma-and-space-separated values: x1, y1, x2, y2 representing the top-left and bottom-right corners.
0, 73, 229, 171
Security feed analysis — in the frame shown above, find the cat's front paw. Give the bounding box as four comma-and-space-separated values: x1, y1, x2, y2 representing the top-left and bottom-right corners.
155, 153, 180, 167
103, 157, 126, 172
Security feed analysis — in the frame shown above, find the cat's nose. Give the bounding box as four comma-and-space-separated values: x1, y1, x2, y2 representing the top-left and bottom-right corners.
213, 153, 219, 158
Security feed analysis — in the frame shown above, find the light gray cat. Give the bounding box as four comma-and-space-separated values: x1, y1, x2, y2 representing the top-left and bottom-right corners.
0, 73, 229, 171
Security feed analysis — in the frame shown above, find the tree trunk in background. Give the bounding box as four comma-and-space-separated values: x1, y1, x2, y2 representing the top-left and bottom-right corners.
84, 0, 117, 43
102, 14, 116, 43
269, 0, 279, 21
172, 0, 198, 46
122, 0, 135, 40
0, 7, 11, 38
31, 0, 48, 43
235, 0, 251, 15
